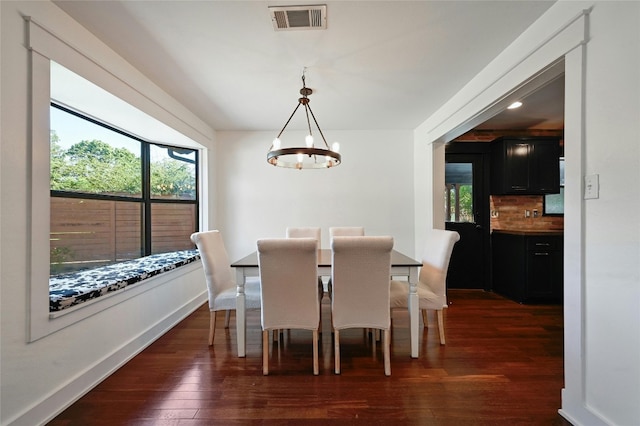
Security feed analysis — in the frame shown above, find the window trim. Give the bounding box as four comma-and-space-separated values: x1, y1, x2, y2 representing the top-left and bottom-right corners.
27, 18, 209, 342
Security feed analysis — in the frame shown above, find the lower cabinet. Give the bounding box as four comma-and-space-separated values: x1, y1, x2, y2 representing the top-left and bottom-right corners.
491, 231, 563, 304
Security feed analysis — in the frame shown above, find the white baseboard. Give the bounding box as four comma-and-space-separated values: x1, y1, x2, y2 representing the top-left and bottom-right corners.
7, 291, 207, 426
559, 388, 610, 426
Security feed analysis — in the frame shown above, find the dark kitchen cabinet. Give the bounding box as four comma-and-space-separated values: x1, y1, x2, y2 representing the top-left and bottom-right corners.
490, 137, 561, 194
491, 230, 563, 304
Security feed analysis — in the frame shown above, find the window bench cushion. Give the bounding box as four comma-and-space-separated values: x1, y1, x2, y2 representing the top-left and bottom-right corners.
49, 250, 200, 312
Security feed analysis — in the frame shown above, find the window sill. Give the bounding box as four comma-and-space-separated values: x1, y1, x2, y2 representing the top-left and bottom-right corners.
49, 250, 200, 317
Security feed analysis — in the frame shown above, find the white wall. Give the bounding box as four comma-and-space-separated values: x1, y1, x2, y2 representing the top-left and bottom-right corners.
2, 1, 638, 425
216, 130, 415, 261
582, 3, 640, 422
415, 2, 640, 425
0, 2, 211, 425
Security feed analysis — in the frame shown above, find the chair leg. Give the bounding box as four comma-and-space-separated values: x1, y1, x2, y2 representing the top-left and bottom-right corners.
422, 309, 428, 328
437, 309, 446, 345
208, 311, 216, 346
262, 330, 269, 375
334, 329, 341, 374
224, 310, 231, 328
365, 328, 381, 342
383, 329, 391, 376
272, 329, 286, 343
313, 330, 319, 375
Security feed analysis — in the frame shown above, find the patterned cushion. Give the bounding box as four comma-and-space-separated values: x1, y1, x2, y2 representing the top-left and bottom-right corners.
49, 250, 200, 312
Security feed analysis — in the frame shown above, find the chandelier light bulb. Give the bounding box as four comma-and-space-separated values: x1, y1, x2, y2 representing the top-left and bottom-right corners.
305, 135, 314, 148
332, 142, 340, 153
272, 138, 281, 150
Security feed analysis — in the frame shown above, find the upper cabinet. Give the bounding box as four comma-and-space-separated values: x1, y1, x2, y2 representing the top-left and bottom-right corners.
490, 136, 561, 195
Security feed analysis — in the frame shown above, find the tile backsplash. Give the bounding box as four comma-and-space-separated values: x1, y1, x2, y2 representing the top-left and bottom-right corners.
490, 195, 564, 231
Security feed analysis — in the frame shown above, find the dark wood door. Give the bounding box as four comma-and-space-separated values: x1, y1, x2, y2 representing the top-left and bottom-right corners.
445, 144, 491, 289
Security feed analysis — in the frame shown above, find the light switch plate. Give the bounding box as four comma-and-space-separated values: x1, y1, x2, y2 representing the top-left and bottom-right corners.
584, 174, 599, 199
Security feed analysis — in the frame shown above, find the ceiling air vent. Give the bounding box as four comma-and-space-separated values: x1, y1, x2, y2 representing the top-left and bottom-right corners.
269, 5, 327, 31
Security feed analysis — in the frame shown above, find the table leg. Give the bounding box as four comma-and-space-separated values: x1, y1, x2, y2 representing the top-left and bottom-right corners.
236, 268, 246, 357
408, 267, 419, 358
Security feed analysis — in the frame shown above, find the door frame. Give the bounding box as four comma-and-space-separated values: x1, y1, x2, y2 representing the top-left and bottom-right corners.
415, 9, 592, 423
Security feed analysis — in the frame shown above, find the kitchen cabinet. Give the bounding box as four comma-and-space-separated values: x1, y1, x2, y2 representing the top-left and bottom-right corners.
490, 137, 561, 195
491, 230, 563, 303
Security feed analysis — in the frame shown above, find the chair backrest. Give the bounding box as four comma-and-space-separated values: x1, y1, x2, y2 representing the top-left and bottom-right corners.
331, 236, 394, 330
190, 230, 235, 308
286, 227, 321, 248
419, 229, 461, 298
329, 226, 365, 239
257, 238, 320, 330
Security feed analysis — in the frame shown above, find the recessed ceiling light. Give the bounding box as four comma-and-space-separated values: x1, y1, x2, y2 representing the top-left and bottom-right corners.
507, 101, 523, 109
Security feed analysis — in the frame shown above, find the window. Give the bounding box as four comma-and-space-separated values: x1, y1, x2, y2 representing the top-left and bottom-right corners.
544, 158, 564, 215
50, 104, 198, 276
445, 162, 474, 223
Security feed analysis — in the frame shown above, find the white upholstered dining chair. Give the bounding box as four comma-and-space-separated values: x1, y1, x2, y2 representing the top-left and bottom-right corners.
190, 230, 261, 346
286, 226, 324, 291
329, 226, 365, 239
389, 228, 460, 345
330, 236, 394, 376
257, 238, 322, 375
285, 226, 321, 244
328, 227, 364, 291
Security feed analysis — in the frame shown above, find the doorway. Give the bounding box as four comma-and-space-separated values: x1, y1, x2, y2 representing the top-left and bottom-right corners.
444, 144, 491, 289
421, 17, 590, 419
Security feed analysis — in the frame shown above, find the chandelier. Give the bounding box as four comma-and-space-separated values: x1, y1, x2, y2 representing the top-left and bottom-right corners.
267, 71, 341, 169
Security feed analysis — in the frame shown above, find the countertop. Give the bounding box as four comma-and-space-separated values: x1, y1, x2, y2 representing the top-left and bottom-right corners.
492, 229, 564, 237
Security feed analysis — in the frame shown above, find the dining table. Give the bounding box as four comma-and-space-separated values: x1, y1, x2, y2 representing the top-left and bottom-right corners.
231, 248, 423, 358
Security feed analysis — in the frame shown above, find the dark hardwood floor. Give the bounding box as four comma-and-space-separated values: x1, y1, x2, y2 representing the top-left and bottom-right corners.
48, 290, 570, 425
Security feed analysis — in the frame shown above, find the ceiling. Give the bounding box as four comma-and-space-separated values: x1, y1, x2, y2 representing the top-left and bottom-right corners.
477, 74, 564, 130
53, 0, 561, 133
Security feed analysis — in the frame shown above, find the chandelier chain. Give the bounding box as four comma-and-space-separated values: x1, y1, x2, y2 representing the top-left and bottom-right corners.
275, 102, 302, 142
